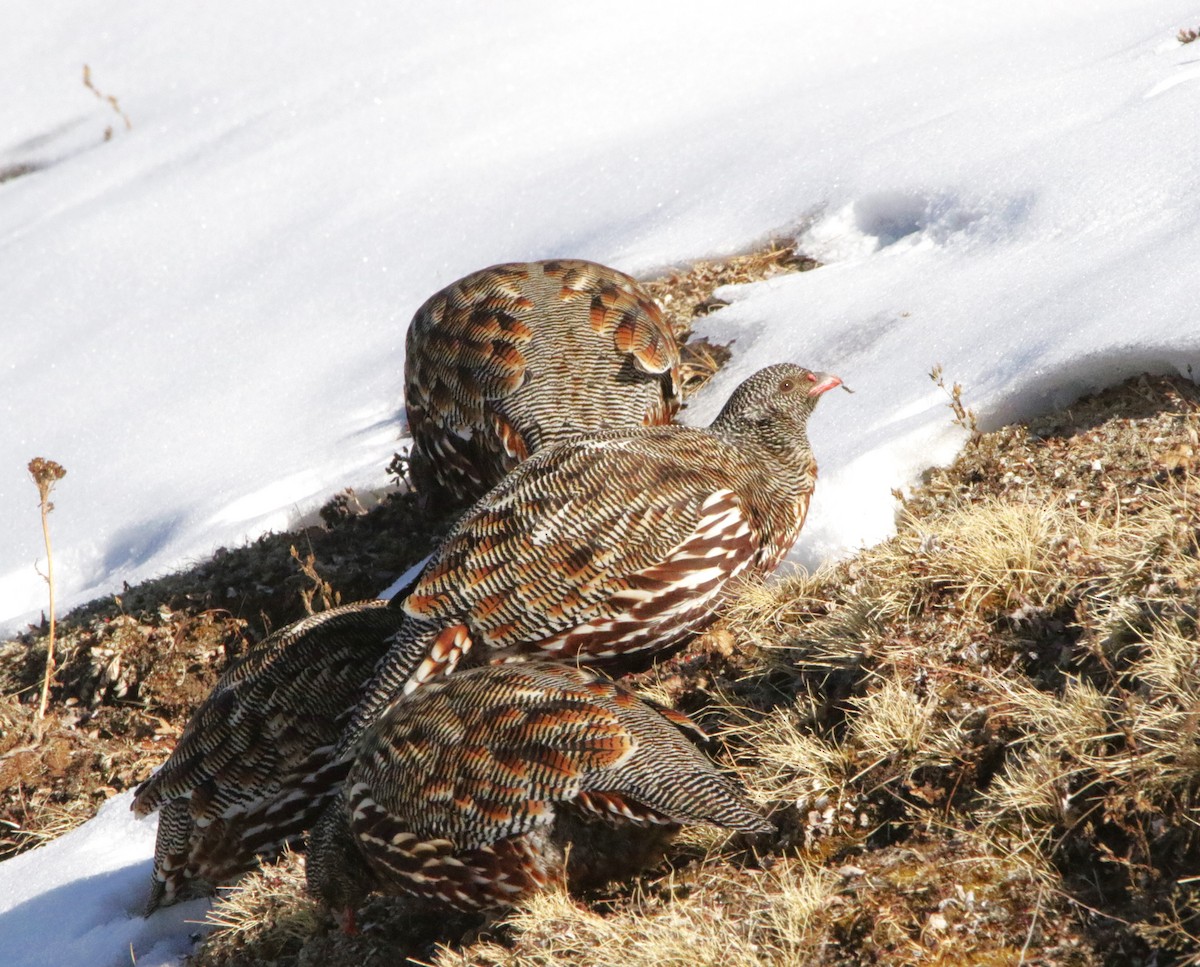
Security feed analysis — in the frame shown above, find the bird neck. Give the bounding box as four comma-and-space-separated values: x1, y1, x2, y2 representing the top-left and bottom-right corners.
706, 412, 815, 480
705, 412, 820, 570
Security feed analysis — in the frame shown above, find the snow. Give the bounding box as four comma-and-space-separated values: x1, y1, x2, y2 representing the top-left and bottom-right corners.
0, 793, 211, 967
2, 1, 1199, 964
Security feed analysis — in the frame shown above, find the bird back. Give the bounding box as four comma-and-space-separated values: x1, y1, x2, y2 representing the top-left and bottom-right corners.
405, 259, 682, 504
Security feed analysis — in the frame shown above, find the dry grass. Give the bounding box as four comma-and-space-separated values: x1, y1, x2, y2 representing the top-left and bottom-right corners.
444, 860, 842, 967
642, 239, 821, 339
188, 852, 323, 966
0, 607, 249, 857
0, 692, 164, 858
642, 240, 821, 396
437, 831, 1075, 967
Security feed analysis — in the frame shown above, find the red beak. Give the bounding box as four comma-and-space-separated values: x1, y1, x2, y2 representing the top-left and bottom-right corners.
806, 372, 843, 396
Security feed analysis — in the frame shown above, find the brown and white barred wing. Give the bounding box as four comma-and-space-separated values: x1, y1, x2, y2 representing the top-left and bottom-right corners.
543, 486, 759, 660
405, 263, 537, 501
133, 601, 400, 821
403, 429, 757, 658
342, 663, 768, 906
404, 260, 681, 503
752, 455, 819, 573
538, 259, 680, 417
132, 600, 403, 909
341, 431, 771, 743
349, 663, 636, 849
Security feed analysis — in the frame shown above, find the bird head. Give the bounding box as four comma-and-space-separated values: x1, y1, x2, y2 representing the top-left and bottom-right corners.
307, 796, 376, 932
709, 362, 843, 455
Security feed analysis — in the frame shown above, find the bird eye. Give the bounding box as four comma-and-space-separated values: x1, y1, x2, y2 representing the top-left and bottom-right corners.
778, 378, 796, 393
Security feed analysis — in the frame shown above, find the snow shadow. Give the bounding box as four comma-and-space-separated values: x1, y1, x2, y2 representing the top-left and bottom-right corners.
851, 189, 1034, 249
981, 348, 1198, 432
0, 861, 208, 967
1, 117, 106, 186
101, 513, 185, 573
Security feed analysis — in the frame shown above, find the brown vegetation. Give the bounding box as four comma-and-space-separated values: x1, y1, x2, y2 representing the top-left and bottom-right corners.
642, 240, 821, 395
82, 63, 132, 140
27, 457, 66, 720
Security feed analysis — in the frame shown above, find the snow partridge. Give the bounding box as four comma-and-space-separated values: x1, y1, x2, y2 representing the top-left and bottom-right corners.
345, 362, 842, 747
405, 259, 681, 506
131, 600, 405, 911
307, 660, 770, 922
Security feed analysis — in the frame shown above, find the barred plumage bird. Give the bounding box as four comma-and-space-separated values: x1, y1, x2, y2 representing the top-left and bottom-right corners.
405, 259, 682, 506
307, 661, 771, 922
345, 362, 842, 748
131, 600, 406, 912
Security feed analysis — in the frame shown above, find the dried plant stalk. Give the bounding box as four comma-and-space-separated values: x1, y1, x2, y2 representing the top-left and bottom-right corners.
28, 457, 66, 719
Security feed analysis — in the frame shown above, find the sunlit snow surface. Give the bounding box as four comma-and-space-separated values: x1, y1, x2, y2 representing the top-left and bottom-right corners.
2, 1, 1200, 963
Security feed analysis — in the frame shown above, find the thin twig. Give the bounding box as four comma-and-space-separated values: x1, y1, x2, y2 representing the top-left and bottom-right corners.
1018, 885, 1045, 964
82, 64, 132, 136
28, 457, 66, 720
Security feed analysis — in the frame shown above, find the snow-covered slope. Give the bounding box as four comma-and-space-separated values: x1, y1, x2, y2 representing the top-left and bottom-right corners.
2, 2, 1200, 963
4, 1, 1197, 634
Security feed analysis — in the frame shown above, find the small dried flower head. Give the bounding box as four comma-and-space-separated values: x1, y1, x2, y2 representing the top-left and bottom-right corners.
28, 457, 67, 506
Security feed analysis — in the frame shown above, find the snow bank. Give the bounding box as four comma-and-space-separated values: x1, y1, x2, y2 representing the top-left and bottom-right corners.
0, 793, 211, 967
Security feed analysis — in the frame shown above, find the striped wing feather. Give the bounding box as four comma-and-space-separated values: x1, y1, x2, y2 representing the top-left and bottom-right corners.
337, 429, 764, 742
404, 429, 760, 655
406, 263, 536, 435
405, 260, 681, 502
335, 663, 769, 910
351, 664, 637, 851
352, 663, 769, 848
132, 600, 403, 909
133, 600, 401, 820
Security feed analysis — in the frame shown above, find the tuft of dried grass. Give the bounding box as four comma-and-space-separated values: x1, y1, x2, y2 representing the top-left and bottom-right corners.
442, 860, 842, 967
188, 851, 323, 967
441, 831, 1080, 967
642, 240, 821, 397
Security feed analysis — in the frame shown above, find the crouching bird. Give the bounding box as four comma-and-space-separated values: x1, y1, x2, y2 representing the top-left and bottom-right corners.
307, 661, 771, 928
344, 362, 843, 748
405, 259, 682, 507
